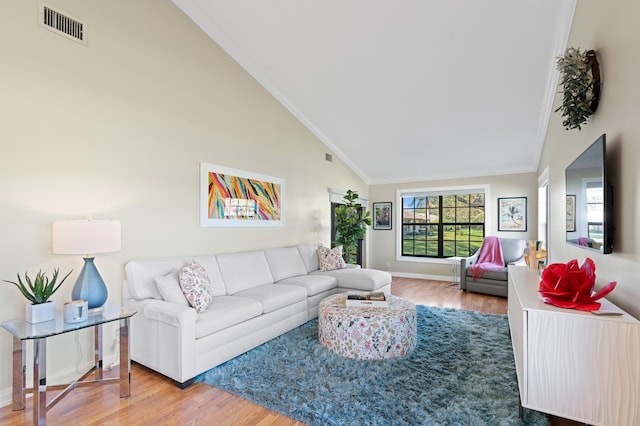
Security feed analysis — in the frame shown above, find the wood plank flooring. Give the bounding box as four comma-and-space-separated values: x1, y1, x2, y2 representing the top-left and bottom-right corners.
0, 277, 581, 425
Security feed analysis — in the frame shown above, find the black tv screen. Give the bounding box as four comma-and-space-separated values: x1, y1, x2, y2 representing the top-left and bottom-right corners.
565, 134, 613, 254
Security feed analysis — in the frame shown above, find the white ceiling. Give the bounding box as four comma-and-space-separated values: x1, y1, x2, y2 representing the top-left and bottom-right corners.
173, 0, 576, 184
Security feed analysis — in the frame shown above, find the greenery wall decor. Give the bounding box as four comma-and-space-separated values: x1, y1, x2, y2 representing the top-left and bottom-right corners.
334, 190, 371, 264
555, 48, 601, 131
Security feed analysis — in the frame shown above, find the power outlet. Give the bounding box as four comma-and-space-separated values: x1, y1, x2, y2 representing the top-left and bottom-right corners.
385, 260, 391, 268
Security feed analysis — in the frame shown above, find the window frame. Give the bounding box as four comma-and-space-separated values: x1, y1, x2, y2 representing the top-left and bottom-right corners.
584, 179, 604, 243
395, 184, 491, 263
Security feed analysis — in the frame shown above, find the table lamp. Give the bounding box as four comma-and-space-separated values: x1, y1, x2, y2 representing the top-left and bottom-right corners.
53, 219, 121, 310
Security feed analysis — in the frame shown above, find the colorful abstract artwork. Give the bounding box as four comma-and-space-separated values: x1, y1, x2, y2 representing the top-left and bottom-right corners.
200, 163, 285, 227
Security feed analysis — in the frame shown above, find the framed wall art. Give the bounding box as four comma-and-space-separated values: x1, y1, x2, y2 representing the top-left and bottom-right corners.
200, 162, 285, 227
373, 202, 392, 230
498, 197, 527, 232
566, 195, 576, 232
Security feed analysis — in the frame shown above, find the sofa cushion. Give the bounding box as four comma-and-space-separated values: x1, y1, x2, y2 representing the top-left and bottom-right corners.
317, 246, 347, 271
192, 256, 227, 297
313, 268, 391, 291
234, 284, 307, 314
500, 238, 526, 264
154, 269, 189, 307
465, 266, 508, 281
216, 250, 274, 294
179, 261, 212, 313
125, 255, 225, 301
126, 258, 185, 300
297, 243, 321, 273
195, 295, 263, 338
264, 247, 308, 282
278, 274, 338, 297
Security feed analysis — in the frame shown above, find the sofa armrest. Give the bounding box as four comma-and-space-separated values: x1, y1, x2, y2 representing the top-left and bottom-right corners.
460, 251, 480, 291
141, 299, 197, 327
124, 298, 198, 384
463, 250, 481, 267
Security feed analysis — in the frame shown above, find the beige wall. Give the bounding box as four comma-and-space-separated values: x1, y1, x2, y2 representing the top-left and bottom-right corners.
368, 173, 538, 279
0, 0, 365, 403
3, 0, 639, 408
539, 0, 640, 317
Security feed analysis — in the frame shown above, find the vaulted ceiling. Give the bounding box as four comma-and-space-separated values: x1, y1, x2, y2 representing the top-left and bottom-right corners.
173, 0, 576, 184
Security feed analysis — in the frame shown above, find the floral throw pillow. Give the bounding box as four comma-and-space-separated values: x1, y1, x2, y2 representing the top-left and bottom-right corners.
179, 260, 212, 313
317, 246, 347, 272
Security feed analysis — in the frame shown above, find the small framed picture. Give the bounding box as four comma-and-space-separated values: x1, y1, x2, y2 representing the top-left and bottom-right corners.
373, 202, 392, 230
566, 195, 576, 232
498, 197, 527, 232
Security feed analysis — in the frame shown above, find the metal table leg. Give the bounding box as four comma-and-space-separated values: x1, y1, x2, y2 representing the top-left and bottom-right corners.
33, 338, 46, 426
120, 317, 131, 397
12, 336, 25, 410
94, 323, 103, 380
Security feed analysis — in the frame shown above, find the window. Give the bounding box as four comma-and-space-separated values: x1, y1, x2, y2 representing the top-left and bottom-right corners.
586, 181, 603, 242
400, 188, 485, 259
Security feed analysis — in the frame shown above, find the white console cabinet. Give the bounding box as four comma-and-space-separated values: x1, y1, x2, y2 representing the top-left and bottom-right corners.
508, 265, 640, 426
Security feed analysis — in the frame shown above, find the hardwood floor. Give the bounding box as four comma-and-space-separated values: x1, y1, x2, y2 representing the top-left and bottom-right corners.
0, 277, 582, 425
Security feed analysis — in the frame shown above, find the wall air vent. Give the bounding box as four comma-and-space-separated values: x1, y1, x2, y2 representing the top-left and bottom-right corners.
39, 2, 87, 45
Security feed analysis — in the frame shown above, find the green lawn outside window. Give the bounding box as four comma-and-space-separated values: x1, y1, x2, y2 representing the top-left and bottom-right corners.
402, 193, 484, 258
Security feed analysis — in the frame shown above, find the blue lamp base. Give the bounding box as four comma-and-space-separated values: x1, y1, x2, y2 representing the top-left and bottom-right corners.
71, 257, 108, 310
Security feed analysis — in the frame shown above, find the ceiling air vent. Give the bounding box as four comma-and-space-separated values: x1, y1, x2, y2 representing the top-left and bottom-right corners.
39, 2, 87, 45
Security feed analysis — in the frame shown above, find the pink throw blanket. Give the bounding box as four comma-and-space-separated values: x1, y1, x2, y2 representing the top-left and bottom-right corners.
469, 237, 504, 280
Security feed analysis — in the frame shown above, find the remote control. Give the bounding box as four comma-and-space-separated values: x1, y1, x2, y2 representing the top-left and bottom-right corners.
591, 310, 623, 316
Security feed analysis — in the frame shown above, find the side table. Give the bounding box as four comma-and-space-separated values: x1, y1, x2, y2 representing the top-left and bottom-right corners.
1, 303, 136, 425
446, 256, 463, 289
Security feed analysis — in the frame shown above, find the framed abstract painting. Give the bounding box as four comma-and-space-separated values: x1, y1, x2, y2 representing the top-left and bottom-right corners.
200, 162, 285, 227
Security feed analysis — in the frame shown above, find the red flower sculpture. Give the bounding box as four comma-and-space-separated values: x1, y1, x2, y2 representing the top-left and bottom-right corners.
539, 258, 616, 311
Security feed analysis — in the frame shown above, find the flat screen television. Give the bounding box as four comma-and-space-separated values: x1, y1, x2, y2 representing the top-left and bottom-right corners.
565, 134, 613, 254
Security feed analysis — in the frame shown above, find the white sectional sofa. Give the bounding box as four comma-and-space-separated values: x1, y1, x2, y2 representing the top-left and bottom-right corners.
123, 243, 391, 386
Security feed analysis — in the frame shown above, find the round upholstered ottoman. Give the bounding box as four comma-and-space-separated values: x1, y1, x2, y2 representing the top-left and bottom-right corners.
318, 293, 417, 360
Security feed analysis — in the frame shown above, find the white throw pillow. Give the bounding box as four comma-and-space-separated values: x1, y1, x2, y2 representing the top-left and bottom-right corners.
317, 246, 347, 272
154, 269, 189, 307
179, 260, 213, 313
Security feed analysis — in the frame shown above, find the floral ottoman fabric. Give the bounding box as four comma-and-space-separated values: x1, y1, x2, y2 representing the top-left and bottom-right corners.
318, 294, 417, 360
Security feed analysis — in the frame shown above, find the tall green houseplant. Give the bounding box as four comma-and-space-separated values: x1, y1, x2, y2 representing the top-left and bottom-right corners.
334, 190, 372, 264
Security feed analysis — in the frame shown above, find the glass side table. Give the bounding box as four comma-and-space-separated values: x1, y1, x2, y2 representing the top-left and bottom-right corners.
1, 303, 136, 426
446, 256, 463, 289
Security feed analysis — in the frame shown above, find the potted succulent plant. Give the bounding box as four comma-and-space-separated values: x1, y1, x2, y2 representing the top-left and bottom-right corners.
3, 268, 72, 323
555, 47, 601, 131
334, 190, 372, 264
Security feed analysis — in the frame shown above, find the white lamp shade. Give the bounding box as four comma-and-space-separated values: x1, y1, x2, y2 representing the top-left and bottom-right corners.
53, 220, 121, 255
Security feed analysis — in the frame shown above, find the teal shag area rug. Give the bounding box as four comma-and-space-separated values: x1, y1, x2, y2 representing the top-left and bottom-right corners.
196, 305, 548, 426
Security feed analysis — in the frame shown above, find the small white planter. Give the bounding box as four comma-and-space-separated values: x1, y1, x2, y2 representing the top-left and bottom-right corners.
26, 301, 56, 323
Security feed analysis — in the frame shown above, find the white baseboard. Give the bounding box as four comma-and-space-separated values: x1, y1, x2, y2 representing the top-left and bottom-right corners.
390, 271, 451, 283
